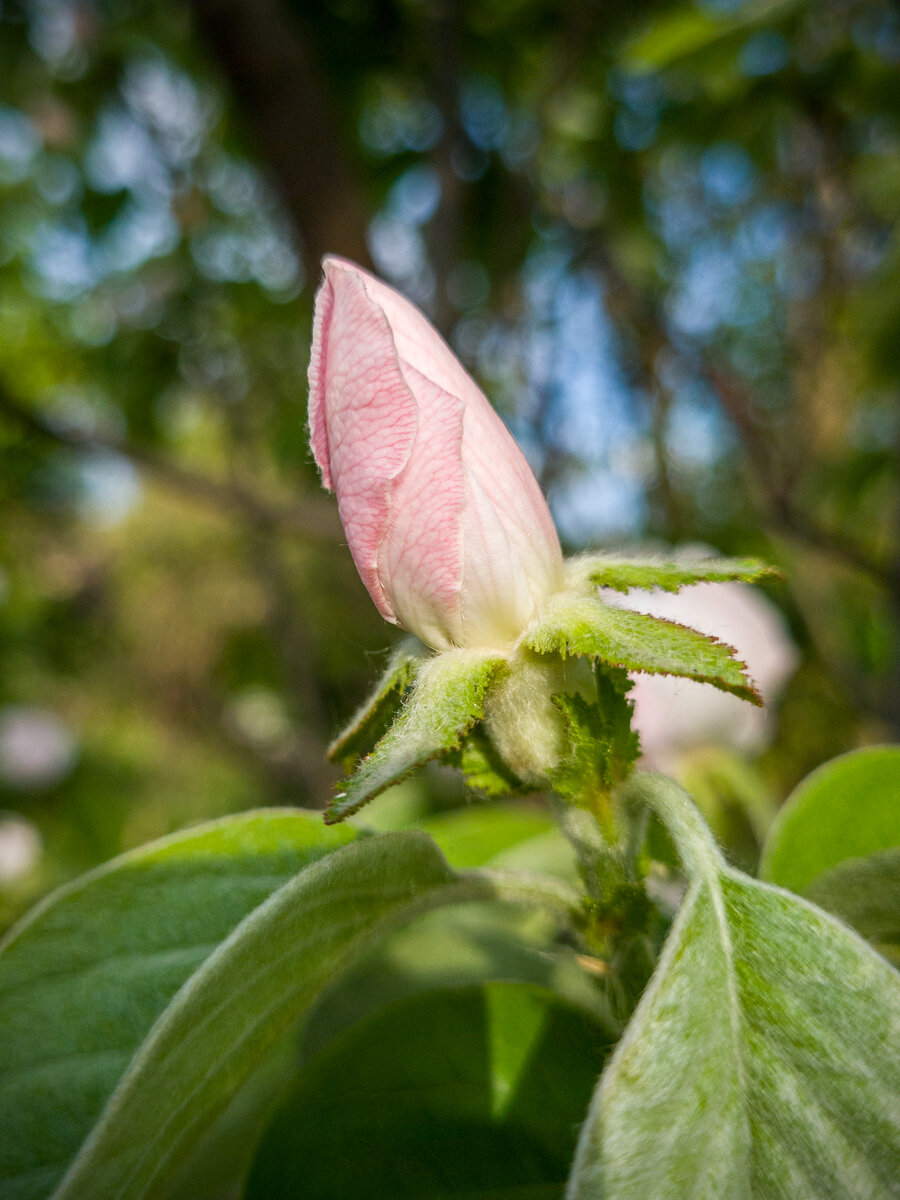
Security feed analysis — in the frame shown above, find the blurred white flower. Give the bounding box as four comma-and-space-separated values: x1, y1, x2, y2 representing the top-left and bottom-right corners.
0, 814, 42, 884
603, 582, 797, 768
0, 706, 77, 790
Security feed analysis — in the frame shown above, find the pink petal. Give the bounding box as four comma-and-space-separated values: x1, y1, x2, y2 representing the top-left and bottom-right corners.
381, 362, 466, 648
308, 261, 419, 623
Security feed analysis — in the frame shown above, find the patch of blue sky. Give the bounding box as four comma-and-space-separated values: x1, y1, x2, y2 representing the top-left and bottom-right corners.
738, 31, 791, 77
0, 105, 40, 184
98, 200, 179, 274
29, 220, 97, 299
461, 77, 509, 151
667, 240, 744, 337
535, 269, 647, 542
77, 451, 142, 527
121, 55, 217, 168
667, 391, 731, 468
367, 212, 432, 306
85, 106, 170, 197
735, 202, 791, 260
700, 142, 756, 206
388, 164, 441, 226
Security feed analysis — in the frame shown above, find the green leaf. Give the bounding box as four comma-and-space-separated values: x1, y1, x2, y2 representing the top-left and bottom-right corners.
299, 899, 615, 1064
328, 637, 427, 768
326, 649, 503, 824
623, 9, 725, 71
416, 804, 556, 869
760, 745, 900, 894
0, 810, 356, 1200
622, 0, 800, 72
246, 983, 612, 1200
565, 553, 777, 595
569, 775, 900, 1200
49, 832, 479, 1200
804, 849, 900, 958
524, 592, 760, 704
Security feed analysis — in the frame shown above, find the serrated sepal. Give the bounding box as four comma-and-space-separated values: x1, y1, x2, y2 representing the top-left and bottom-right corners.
325, 649, 502, 823
565, 552, 778, 595
523, 591, 762, 705
328, 637, 428, 769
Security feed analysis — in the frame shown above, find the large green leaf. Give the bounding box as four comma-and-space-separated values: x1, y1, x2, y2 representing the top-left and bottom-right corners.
247, 982, 612, 1200
524, 592, 760, 703
567, 775, 900, 1200
0, 811, 356, 1200
760, 745, 900, 894
326, 649, 503, 823
47, 832, 480, 1200
46, 831, 580, 1200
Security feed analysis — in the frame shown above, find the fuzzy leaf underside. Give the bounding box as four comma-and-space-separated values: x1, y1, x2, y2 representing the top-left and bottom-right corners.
524, 592, 761, 704
325, 650, 503, 823
564, 554, 777, 595
328, 638, 428, 767
51, 834, 464, 1200
0, 811, 357, 1200
569, 777, 900, 1200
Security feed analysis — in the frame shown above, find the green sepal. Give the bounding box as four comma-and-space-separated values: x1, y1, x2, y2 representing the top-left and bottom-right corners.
550, 666, 640, 809
328, 637, 428, 769
325, 650, 503, 824
565, 552, 778, 595
524, 592, 762, 704
446, 725, 531, 798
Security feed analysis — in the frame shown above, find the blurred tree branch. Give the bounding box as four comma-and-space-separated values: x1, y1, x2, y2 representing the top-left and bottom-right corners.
0, 384, 340, 541
585, 248, 900, 598
186, 0, 372, 270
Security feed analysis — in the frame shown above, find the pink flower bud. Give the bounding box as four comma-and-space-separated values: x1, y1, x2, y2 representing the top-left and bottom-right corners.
308, 257, 563, 650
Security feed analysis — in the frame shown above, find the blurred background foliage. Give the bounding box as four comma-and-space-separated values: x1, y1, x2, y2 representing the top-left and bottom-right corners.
0, 0, 897, 927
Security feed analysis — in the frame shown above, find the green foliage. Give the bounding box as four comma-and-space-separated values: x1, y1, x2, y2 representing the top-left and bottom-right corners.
525, 592, 760, 703
805, 850, 900, 961
246, 983, 611, 1200
760, 745, 900, 894
565, 554, 777, 595
326, 650, 502, 823
416, 803, 555, 869
570, 774, 900, 1199
328, 637, 427, 768
0, 810, 355, 1200
48, 833, 469, 1200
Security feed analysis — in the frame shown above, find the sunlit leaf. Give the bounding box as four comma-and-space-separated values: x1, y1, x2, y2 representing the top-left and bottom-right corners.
568, 775, 900, 1200
565, 553, 776, 595
524, 593, 760, 703
760, 745, 900, 894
